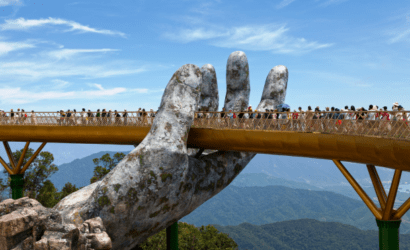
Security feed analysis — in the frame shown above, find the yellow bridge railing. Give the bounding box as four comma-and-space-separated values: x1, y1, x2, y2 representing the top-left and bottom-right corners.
0, 111, 409, 141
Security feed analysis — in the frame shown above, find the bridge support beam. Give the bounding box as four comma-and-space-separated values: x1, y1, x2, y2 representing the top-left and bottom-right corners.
166, 221, 179, 250
332, 160, 410, 250
0, 141, 47, 200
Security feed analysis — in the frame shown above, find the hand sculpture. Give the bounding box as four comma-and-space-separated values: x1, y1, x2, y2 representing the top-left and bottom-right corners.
0, 51, 288, 250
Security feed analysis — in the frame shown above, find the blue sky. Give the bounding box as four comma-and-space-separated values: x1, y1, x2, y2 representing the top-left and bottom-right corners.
1, 0, 410, 201
1, 0, 410, 166
0, 0, 409, 113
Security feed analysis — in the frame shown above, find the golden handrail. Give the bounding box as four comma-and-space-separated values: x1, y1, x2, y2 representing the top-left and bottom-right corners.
0, 111, 409, 141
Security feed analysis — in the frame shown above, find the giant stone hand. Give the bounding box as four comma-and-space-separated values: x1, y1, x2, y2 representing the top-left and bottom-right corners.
0, 51, 288, 250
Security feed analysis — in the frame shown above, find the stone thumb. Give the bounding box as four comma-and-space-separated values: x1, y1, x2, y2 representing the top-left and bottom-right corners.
139, 64, 202, 152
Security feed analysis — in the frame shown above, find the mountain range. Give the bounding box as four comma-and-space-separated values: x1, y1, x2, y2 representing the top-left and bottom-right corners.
2, 146, 410, 249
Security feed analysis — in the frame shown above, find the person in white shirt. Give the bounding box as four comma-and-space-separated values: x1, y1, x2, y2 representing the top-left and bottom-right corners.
15, 108, 20, 125
81, 108, 87, 125
339, 106, 349, 133
31, 110, 37, 125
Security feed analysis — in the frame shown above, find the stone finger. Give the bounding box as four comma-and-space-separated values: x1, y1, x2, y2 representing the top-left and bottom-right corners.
256, 65, 288, 111
224, 51, 250, 112
198, 64, 219, 112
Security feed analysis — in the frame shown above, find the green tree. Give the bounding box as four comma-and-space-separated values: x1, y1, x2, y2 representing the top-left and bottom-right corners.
36, 180, 60, 208
58, 182, 79, 200
134, 222, 239, 250
1, 148, 58, 199
0, 177, 7, 202
90, 152, 126, 184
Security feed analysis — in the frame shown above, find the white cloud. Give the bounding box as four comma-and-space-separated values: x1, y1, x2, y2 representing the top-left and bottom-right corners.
276, 0, 296, 9
385, 26, 410, 44
50, 79, 70, 88
163, 28, 229, 43
0, 60, 147, 81
0, 85, 160, 105
296, 70, 373, 87
46, 48, 120, 60
0, 17, 127, 38
164, 24, 333, 54
315, 0, 349, 7
0, 0, 21, 7
0, 40, 35, 56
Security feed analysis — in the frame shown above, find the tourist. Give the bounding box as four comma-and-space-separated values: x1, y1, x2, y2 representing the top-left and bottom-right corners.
339, 106, 349, 133
304, 106, 314, 132
221, 107, 227, 127
81, 108, 87, 126
142, 109, 147, 125
16, 108, 20, 125
87, 109, 92, 125
20, 109, 27, 125
148, 109, 154, 125
312, 107, 321, 131
323, 107, 332, 132
366, 105, 378, 133
0, 110, 4, 125
137, 108, 142, 124
291, 109, 299, 131
102, 109, 107, 126
59, 110, 66, 126
395, 105, 406, 136
123, 109, 128, 126
227, 109, 233, 127
96, 109, 101, 125
380, 106, 391, 135
66, 110, 72, 126
31, 110, 37, 125
108, 109, 113, 125
114, 110, 121, 125
73, 109, 79, 126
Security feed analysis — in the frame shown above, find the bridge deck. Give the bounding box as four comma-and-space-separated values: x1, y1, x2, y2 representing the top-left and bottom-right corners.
0, 111, 409, 171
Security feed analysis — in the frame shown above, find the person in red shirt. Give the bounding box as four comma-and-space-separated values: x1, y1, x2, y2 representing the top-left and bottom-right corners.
292, 109, 299, 131
379, 106, 390, 135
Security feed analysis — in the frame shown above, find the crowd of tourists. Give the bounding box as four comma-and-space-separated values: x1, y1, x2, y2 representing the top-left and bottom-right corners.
0, 102, 409, 135
0, 108, 158, 126
193, 102, 410, 134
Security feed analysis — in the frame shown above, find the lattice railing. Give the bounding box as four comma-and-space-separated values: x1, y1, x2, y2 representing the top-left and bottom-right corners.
0, 111, 409, 140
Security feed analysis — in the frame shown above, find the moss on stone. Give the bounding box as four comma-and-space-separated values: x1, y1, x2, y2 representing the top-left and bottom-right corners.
165, 122, 172, 132
137, 206, 144, 210
149, 170, 156, 179
191, 173, 197, 181
159, 196, 169, 204
114, 184, 121, 193
159, 167, 164, 170
127, 188, 138, 203
183, 183, 192, 193
149, 210, 161, 218
110, 207, 115, 214
171, 202, 179, 210
234, 163, 243, 174
98, 196, 111, 207
139, 154, 144, 166
162, 204, 170, 212
160, 173, 172, 182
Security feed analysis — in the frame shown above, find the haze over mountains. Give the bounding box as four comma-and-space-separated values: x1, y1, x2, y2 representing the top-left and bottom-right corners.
2, 144, 410, 249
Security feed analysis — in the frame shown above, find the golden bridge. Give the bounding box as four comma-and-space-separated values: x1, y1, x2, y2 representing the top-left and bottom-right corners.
1, 110, 410, 249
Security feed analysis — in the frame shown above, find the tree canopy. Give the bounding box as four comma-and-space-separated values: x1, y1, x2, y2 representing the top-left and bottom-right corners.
90, 152, 126, 184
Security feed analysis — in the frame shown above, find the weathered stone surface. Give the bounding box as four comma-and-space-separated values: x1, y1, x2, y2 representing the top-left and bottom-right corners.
256, 65, 288, 111
198, 64, 219, 111
224, 51, 250, 112
0, 51, 289, 250
0, 198, 112, 250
